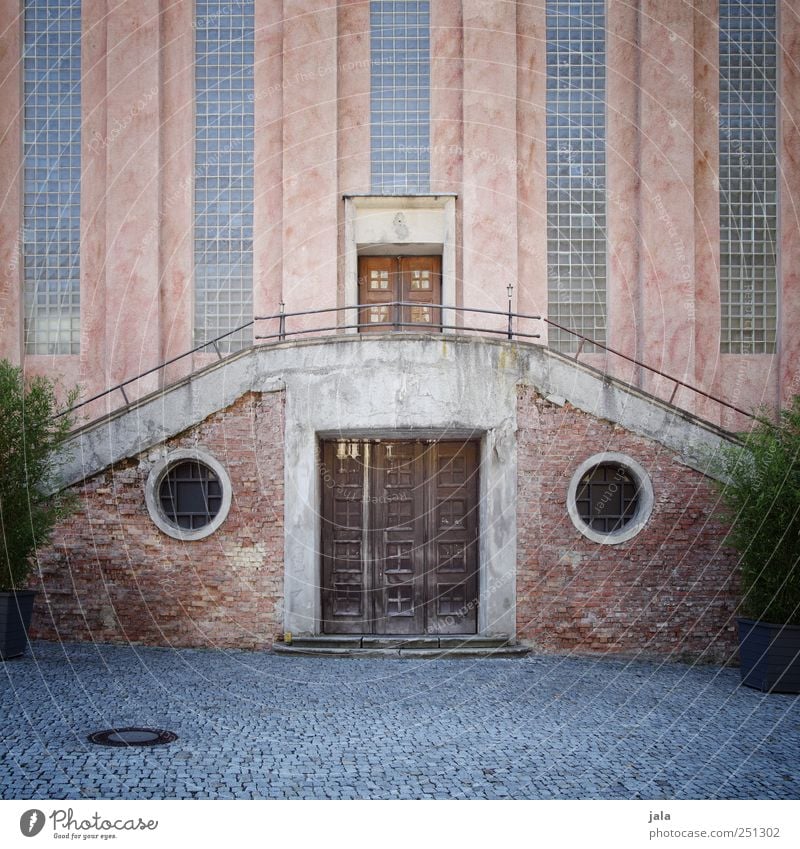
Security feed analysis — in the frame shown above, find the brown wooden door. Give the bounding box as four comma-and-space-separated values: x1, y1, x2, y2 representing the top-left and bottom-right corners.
321, 439, 478, 635
358, 256, 442, 332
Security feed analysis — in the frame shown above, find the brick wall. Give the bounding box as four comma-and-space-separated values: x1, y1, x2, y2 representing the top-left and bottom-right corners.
30, 391, 285, 649
516, 386, 740, 662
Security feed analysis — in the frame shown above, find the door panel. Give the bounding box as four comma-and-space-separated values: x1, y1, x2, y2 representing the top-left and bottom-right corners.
357, 256, 442, 332
400, 256, 442, 330
425, 442, 479, 634
358, 256, 397, 332
320, 441, 370, 634
320, 439, 478, 635
372, 442, 426, 634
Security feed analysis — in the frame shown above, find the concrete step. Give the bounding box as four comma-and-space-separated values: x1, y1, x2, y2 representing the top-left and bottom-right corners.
272, 635, 529, 659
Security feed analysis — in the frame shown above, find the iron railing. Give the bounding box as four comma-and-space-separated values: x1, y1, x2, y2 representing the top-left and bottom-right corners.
58, 300, 759, 426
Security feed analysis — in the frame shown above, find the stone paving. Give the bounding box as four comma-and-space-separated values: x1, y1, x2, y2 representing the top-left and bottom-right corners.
1, 641, 799, 800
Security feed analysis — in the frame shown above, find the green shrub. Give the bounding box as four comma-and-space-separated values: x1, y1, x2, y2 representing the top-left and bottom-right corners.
0, 360, 77, 591
714, 396, 800, 625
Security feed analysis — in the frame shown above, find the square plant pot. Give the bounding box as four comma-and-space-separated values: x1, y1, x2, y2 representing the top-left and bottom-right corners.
0, 590, 36, 660
738, 617, 800, 694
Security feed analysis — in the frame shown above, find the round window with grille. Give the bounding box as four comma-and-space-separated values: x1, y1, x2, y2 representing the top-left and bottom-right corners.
145, 450, 232, 540
566, 453, 654, 545
159, 461, 222, 530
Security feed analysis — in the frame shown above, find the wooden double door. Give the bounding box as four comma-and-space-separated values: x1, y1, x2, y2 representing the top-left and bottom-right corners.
358, 256, 442, 332
321, 440, 479, 635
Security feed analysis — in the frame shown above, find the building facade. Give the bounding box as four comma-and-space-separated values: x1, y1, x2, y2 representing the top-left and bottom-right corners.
1, 1, 797, 656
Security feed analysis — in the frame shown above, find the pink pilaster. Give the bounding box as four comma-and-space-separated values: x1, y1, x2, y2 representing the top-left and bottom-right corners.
605, 0, 640, 384
461, 0, 518, 331
779, 0, 800, 405
159, 0, 194, 383
515, 0, 548, 341
104, 1, 162, 398
253, 0, 285, 340
0, 2, 22, 363
638, 0, 697, 405
281, 0, 339, 332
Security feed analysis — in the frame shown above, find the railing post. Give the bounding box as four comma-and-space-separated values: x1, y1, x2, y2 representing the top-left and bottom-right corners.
507, 284, 514, 340
278, 301, 286, 341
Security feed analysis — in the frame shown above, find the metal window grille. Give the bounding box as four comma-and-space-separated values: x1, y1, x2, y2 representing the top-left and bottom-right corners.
575, 464, 639, 533
545, 0, 607, 353
22, 0, 81, 355
370, 0, 430, 193
194, 1, 254, 352
719, 1, 778, 354
159, 461, 223, 530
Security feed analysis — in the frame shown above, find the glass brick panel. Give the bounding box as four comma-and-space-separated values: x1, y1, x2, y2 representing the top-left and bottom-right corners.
23, 0, 81, 355
370, 1, 430, 193
719, 1, 778, 354
545, 0, 607, 353
194, 1, 255, 352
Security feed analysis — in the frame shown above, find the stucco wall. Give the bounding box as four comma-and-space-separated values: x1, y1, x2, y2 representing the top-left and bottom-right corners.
1, 1, 797, 426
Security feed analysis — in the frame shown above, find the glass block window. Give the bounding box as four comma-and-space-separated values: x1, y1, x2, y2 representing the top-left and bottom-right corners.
22, 0, 81, 355
719, 1, 778, 354
545, 0, 607, 352
194, 1, 255, 352
370, 1, 430, 193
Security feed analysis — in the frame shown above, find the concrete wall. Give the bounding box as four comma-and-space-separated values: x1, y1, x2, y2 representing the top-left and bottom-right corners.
33, 334, 739, 648
32, 336, 739, 654
1, 1, 796, 424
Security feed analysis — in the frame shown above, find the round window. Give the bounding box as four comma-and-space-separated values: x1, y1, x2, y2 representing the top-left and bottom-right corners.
566, 452, 654, 545
145, 450, 232, 541
159, 461, 222, 530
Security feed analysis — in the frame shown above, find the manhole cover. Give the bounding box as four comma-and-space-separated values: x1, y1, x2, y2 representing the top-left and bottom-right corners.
87, 727, 178, 747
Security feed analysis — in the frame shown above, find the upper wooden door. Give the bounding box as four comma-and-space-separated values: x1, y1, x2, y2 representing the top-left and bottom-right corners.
321, 439, 479, 635
358, 256, 442, 332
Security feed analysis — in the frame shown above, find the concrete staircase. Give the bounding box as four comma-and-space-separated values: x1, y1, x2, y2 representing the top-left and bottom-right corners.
272, 635, 530, 659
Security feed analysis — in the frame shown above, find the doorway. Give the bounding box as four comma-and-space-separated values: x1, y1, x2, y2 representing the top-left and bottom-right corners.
358, 256, 442, 332
320, 439, 479, 635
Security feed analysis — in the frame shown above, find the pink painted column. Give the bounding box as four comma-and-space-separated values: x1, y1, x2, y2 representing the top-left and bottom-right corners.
76, 0, 110, 419
337, 0, 370, 197
430, 0, 463, 195
281, 0, 339, 333
691, 0, 723, 424
104, 1, 162, 399
516, 0, 548, 343
779, 0, 800, 406
461, 0, 517, 332
253, 1, 285, 342
336, 0, 370, 313
159, 0, 194, 384
0, 2, 22, 364
605, 0, 640, 384
638, 0, 697, 407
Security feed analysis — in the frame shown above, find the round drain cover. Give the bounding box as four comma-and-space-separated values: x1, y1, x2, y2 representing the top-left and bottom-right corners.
88, 727, 177, 747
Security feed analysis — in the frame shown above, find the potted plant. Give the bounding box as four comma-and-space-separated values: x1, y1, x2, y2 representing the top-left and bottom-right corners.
714, 395, 800, 693
0, 360, 76, 659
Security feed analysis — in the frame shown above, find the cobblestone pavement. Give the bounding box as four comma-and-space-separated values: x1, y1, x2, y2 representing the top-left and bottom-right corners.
1, 642, 799, 800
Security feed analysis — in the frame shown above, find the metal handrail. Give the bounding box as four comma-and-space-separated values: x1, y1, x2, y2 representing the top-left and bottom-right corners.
541, 317, 761, 423
56, 299, 760, 426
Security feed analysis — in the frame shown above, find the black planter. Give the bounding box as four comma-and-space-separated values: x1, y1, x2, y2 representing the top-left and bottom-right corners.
738, 617, 800, 694
0, 590, 36, 660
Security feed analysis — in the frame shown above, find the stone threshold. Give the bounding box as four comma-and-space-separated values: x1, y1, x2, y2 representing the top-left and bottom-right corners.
272, 635, 530, 659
